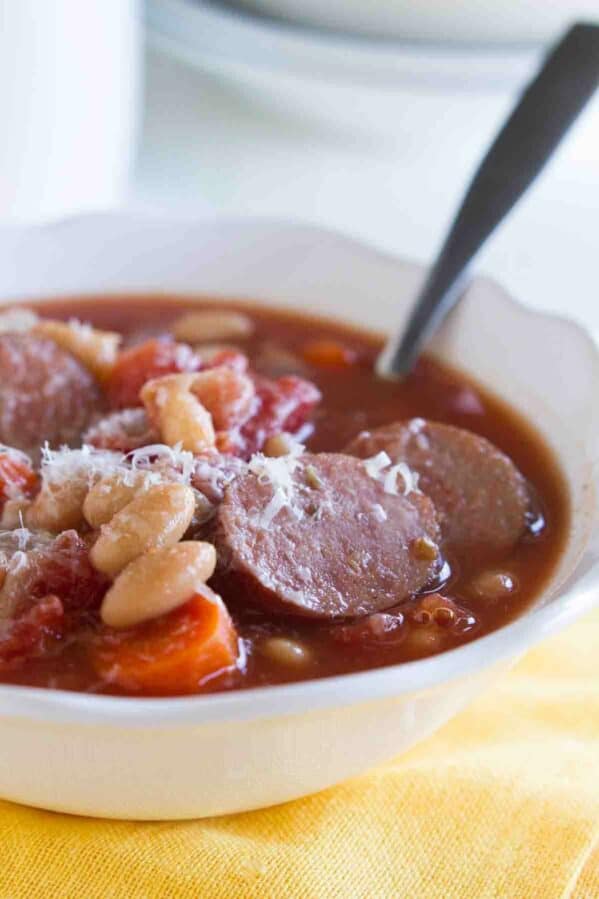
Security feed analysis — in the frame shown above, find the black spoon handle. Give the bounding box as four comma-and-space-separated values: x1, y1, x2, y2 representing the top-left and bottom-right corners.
382, 22, 599, 378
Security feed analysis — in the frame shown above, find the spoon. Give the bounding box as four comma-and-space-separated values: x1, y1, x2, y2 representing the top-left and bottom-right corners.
378, 22, 599, 379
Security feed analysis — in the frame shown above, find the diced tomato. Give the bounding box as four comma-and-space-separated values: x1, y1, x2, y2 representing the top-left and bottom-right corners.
1, 531, 109, 617
0, 595, 65, 668
302, 339, 357, 368
0, 452, 37, 505
83, 408, 159, 453
203, 348, 249, 374
90, 586, 238, 694
240, 375, 321, 457
106, 339, 201, 409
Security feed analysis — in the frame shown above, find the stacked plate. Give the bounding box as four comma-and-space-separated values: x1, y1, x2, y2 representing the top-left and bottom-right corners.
146, 0, 547, 90
228, 0, 596, 43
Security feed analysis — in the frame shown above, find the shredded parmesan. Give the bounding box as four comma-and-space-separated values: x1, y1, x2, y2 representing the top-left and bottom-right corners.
248, 450, 304, 528
258, 488, 289, 528
0, 307, 38, 334
249, 453, 300, 492
364, 451, 391, 479
40, 444, 126, 488
371, 503, 388, 522
384, 462, 419, 496
363, 452, 419, 496
128, 443, 195, 484
67, 317, 94, 338
7, 550, 28, 574
408, 417, 430, 450
11, 528, 32, 551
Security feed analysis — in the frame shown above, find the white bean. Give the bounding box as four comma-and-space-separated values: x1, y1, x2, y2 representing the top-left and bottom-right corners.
100, 540, 217, 628
141, 374, 216, 453
172, 310, 254, 343
33, 319, 121, 381
260, 637, 311, 666
90, 482, 195, 577
83, 470, 155, 529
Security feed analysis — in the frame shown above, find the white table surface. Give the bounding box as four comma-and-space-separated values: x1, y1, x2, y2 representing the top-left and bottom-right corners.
132, 41, 599, 333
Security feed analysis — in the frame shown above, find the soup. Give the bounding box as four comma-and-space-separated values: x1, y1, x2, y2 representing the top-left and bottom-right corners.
0, 297, 568, 695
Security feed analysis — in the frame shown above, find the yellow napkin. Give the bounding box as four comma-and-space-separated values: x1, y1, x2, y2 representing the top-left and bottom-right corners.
1, 609, 597, 899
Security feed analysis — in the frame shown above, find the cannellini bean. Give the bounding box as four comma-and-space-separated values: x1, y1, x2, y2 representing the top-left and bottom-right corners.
189, 367, 255, 431
172, 310, 254, 343
83, 470, 156, 529
260, 636, 312, 666
0, 497, 31, 529
404, 628, 443, 655
100, 540, 217, 628
33, 319, 121, 382
141, 374, 216, 454
263, 433, 300, 458
255, 343, 307, 377
90, 483, 195, 577
469, 570, 517, 601
26, 479, 88, 533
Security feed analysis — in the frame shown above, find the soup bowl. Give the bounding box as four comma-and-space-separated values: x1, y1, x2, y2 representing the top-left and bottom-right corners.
0, 213, 597, 820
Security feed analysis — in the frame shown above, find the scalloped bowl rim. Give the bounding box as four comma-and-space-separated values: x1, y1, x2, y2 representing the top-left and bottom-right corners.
0, 212, 596, 728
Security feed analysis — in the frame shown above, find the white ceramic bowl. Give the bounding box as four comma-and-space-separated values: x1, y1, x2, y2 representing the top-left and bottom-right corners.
0, 214, 597, 820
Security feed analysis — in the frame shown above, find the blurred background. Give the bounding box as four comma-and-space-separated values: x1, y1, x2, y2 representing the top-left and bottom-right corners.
0, 0, 598, 330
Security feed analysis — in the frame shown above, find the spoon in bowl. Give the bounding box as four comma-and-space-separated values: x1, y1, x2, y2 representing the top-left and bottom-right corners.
378, 22, 599, 379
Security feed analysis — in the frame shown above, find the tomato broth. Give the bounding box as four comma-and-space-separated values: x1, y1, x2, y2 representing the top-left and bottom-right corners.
0, 297, 568, 696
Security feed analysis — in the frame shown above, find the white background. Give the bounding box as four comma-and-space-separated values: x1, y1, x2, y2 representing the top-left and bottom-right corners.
131, 39, 599, 334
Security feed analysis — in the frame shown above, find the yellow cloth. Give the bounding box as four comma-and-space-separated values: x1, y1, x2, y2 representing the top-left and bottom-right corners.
1, 610, 597, 899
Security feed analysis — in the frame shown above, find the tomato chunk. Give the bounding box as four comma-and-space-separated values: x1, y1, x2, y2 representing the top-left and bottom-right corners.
0, 595, 65, 668
106, 339, 201, 409
0, 452, 37, 505
240, 375, 321, 457
91, 586, 238, 694
203, 348, 249, 374
0, 530, 108, 619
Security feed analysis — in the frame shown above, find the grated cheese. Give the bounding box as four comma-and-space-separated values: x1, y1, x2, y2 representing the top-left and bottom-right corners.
408, 417, 430, 450
40, 443, 126, 488
258, 487, 289, 529
11, 527, 32, 552
363, 452, 419, 496
248, 449, 304, 528
7, 550, 28, 574
128, 443, 195, 484
0, 307, 38, 334
371, 503, 388, 522
364, 451, 391, 479
384, 462, 420, 497
67, 317, 94, 338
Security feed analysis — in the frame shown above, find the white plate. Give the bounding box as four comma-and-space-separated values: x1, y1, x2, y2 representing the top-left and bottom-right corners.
0, 213, 597, 819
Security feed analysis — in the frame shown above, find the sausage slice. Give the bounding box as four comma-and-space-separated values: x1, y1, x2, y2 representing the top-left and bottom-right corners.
0, 334, 100, 457
346, 419, 530, 556
214, 452, 440, 619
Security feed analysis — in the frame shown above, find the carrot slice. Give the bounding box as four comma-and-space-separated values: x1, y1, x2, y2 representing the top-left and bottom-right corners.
90, 586, 238, 694
0, 453, 37, 504
106, 339, 200, 409
302, 339, 357, 368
